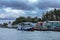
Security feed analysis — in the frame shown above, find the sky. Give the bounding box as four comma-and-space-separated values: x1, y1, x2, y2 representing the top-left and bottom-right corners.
0, 0, 60, 23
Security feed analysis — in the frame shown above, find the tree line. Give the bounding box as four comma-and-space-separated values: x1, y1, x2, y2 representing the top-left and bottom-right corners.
12, 16, 42, 25
12, 9, 60, 25
42, 9, 60, 21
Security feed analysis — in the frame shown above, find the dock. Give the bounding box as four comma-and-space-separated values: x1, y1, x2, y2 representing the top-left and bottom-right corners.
34, 28, 60, 31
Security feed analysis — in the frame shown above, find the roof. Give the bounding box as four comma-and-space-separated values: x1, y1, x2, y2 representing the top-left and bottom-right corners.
38, 22, 44, 23
44, 21, 60, 22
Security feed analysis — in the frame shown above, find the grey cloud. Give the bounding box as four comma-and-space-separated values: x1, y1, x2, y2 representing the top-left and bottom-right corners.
0, 0, 60, 19
0, 0, 60, 10
37, 0, 60, 10
0, 18, 15, 20
0, 0, 34, 10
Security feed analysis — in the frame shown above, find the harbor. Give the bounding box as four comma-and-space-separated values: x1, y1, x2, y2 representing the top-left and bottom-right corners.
2, 21, 60, 31
0, 0, 60, 40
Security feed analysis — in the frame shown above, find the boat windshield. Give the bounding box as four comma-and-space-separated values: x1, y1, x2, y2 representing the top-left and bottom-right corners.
24, 25, 30, 27
22, 24, 32, 27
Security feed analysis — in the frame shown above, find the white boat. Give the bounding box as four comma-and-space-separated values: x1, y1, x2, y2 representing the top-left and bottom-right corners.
17, 22, 34, 31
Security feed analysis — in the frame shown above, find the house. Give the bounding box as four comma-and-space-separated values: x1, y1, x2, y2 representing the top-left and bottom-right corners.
35, 22, 44, 28
43, 21, 60, 29
7, 22, 12, 28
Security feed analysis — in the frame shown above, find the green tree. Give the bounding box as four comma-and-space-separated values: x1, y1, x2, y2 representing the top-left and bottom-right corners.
42, 9, 60, 21
3, 23, 8, 28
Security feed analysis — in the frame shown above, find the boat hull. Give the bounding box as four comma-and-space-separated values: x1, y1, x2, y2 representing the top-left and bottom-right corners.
18, 27, 34, 31
22, 28, 34, 31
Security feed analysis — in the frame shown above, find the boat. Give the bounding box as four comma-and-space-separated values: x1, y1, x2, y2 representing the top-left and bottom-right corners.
21, 27, 34, 31
17, 23, 34, 31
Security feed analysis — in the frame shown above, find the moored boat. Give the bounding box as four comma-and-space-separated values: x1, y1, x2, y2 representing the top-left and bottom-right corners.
17, 23, 34, 31
21, 27, 34, 31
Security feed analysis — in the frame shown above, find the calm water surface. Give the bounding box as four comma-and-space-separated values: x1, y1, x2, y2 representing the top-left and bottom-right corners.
0, 28, 60, 40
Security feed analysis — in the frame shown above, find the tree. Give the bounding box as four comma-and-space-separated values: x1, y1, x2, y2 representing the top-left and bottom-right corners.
37, 18, 42, 22
3, 23, 8, 28
42, 9, 60, 21
12, 16, 40, 24
42, 12, 46, 21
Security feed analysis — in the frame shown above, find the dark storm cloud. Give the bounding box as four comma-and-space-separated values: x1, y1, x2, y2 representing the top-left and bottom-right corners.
0, 0, 34, 10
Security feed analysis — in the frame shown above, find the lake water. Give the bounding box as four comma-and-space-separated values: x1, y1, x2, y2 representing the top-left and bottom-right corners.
0, 28, 60, 40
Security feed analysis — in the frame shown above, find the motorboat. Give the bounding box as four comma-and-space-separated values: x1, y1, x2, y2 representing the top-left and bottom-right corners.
17, 23, 34, 31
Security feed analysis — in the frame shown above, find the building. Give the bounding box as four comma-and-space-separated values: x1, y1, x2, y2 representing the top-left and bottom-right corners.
7, 22, 12, 28
36, 22, 44, 28
43, 21, 60, 29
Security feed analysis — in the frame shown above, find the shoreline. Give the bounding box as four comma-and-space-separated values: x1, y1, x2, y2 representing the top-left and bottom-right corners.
35, 28, 60, 31
0, 27, 60, 32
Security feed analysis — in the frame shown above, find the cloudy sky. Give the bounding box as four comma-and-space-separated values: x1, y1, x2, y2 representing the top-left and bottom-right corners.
0, 0, 60, 20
